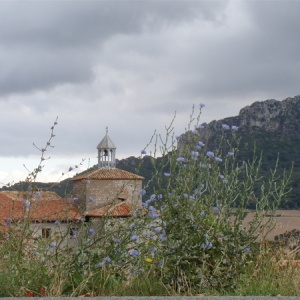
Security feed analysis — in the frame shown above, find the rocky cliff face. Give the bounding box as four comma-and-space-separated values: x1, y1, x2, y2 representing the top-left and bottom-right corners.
238, 96, 300, 132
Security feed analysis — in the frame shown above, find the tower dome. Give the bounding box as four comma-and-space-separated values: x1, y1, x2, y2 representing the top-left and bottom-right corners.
97, 127, 116, 169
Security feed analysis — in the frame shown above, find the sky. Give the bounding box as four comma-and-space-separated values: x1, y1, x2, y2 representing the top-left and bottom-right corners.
1, 0, 300, 186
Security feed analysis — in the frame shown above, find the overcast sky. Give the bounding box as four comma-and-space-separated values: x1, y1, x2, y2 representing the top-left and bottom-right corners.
1, 0, 300, 186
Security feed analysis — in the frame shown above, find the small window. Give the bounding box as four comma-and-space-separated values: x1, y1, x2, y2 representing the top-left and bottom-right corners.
42, 228, 51, 238
70, 227, 78, 238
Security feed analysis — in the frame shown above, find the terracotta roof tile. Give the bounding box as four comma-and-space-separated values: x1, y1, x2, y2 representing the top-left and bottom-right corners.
0, 192, 82, 222
72, 168, 144, 181
86, 202, 133, 217
0, 191, 62, 201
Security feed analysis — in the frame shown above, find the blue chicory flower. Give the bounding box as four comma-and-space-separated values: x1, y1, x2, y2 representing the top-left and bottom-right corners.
104, 256, 112, 262
131, 235, 139, 241
201, 241, 212, 250
89, 196, 95, 202
129, 249, 139, 257
177, 157, 186, 162
87, 228, 95, 235
139, 189, 146, 196
222, 124, 230, 130
98, 262, 105, 267
164, 173, 171, 177
206, 151, 214, 158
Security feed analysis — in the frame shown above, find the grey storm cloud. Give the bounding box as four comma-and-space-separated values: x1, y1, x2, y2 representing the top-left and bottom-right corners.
1, 0, 300, 163
0, 1, 229, 96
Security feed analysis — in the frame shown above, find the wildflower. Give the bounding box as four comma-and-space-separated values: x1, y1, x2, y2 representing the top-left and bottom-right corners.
114, 238, 121, 243
215, 157, 222, 162
145, 258, 153, 263
231, 125, 238, 130
149, 212, 160, 218
49, 242, 57, 249
199, 211, 205, 216
69, 167, 73, 172
36, 191, 42, 199
157, 194, 163, 200
164, 172, 171, 177
175, 135, 180, 140
87, 228, 95, 235
244, 247, 251, 253
198, 141, 205, 146
129, 249, 139, 257
199, 103, 205, 108
141, 149, 147, 155
98, 262, 105, 267
104, 256, 112, 262
73, 197, 78, 201
191, 150, 199, 157
192, 129, 198, 134
5, 217, 12, 223
201, 241, 212, 250
89, 196, 95, 202
197, 124, 205, 129
131, 235, 139, 241
228, 151, 234, 156
177, 157, 186, 162
54, 220, 61, 225
140, 189, 146, 196
80, 217, 86, 222
223, 179, 228, 183
148, 206, 156, 212
206, 151, 214, 157
212, 206, 219, 214
219, 174, 225, 179
222, 124, 230, 130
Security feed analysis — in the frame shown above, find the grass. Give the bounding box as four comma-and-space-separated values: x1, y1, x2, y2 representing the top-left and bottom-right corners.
4, 249, 300, 296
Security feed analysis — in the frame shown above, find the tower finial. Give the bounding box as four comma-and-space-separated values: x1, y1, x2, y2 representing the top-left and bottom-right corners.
105, 126, 108, 135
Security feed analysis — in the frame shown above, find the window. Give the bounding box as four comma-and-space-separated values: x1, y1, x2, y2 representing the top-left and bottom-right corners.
42, 228, 51, 238
69, 227, 78, 238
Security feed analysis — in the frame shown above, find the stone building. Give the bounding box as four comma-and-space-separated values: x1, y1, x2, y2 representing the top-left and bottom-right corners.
71, 129, 144, 220
0, 191, 81, 240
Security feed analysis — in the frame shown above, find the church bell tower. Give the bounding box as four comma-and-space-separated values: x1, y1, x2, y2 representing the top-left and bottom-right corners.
97, 127, 116, 169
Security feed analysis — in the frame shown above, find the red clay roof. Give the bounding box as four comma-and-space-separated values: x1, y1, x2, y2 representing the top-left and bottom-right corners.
0, 192, 82, 222
86, 202, 133, 217
72, 168, 144, 181
0, 191, 62, 201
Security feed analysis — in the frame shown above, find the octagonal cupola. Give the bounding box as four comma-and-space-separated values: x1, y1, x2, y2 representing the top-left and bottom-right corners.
97, 127, 116, 169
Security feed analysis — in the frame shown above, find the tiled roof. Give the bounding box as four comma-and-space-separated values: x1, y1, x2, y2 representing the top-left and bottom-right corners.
0, 193, 82, 222
72, 168, 144, 181
86, 202, 133, 217
0, 191, 62, 201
